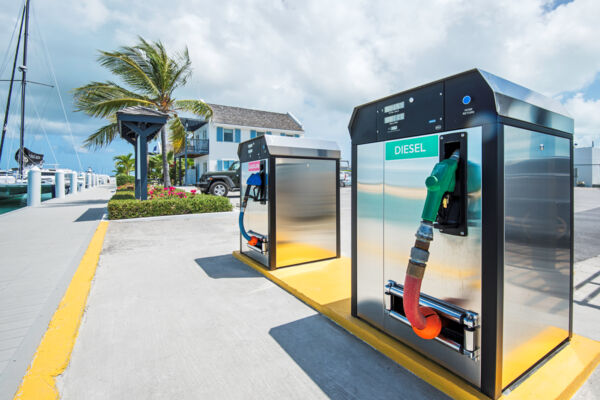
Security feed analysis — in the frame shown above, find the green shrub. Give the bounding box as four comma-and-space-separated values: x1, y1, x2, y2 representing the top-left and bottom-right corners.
111, 191, 136, 200
108, 194, 232, 220
116, 174, 135, 186
116, 183, 135, 192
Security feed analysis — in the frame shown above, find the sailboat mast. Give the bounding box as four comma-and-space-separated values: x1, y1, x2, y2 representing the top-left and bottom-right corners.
18, 0, 30, 178
0, 4, 26, 167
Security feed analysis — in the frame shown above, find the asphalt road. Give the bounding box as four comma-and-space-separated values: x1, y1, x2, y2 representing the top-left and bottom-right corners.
575, 205, 600, 262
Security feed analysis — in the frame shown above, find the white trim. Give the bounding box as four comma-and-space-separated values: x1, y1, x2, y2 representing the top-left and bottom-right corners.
286, 112, 303, 128
209, 121, 303, 134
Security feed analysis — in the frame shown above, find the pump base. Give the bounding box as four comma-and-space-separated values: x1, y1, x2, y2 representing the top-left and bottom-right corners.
233, 251, 600, 400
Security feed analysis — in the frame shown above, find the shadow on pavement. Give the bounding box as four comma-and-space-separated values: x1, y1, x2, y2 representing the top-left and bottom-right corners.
575, 206, 600, 262
269, 315, 450, 400
44, 199, 110, 208
74, 207, 106, 222
195, 254, 262, 279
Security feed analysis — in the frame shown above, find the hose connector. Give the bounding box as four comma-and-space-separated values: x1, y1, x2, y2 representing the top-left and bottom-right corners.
415, 221, 434, 242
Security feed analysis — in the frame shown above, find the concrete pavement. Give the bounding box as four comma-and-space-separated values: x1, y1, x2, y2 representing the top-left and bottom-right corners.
59, 209, 449, 399
0, 184, 114, 400
57, 187, 599, 399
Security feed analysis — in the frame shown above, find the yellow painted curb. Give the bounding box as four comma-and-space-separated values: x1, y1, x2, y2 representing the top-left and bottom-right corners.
13, 221, 109, 400
233, 251, 600, 400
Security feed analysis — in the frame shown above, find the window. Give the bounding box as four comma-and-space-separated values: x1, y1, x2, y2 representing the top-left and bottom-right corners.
256, 131, 265, 137
223, 128, 234, 142
223, 160, 237, 170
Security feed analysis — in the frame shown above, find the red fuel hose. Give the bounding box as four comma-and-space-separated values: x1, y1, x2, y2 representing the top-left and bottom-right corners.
403, 238, 442, 340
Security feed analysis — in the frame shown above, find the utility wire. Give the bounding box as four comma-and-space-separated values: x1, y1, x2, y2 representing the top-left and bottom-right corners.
31, 91, 58, 165
5, 89, 22, 171
32, 7, 83, 172
0, 0, 26, 79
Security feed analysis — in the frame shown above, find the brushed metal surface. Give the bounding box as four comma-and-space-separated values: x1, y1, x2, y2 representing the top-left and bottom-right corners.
240, 159, 269, 267
355, 128, 483, 386
274, 158, 337, 268
479, 70, 574, 134
356, 142, 385, 327
382, 128, 482, 386
502, 126, 571, 388
264, 136, 341, 159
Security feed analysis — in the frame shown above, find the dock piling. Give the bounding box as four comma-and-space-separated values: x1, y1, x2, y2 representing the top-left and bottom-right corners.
70, 172, 78, 194
55, 171, 65, 199
27, 167, 41, 206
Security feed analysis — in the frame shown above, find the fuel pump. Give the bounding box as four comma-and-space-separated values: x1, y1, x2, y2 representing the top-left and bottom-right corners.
239, 161, 267, 251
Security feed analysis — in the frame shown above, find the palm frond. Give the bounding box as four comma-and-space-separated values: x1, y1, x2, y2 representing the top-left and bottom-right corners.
168, 116, 187, 153
98, 47, 160, 96
83, 121, 120, 149
174, 99, 213, 119
134, 38, 192, 98
73, 81, 154, 118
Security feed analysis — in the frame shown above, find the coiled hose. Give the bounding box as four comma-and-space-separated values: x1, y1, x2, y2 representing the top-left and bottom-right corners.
239, 173, 263, 247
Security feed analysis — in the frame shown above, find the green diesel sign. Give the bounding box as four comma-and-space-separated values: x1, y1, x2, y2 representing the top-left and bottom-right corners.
385, 135, 439, 160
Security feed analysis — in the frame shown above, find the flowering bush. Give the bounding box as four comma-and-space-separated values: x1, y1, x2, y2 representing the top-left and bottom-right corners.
148, 186, 198, 200
116, 183, 135, 192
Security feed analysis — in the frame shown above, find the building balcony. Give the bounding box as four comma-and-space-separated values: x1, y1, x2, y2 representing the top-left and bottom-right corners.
176, 138, 209, 158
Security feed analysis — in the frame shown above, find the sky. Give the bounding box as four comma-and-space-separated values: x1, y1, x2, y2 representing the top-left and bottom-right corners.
0, 0, 599, 174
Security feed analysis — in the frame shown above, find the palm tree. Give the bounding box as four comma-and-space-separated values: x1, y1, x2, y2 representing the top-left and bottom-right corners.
113, 153, 135, 176
73, 37, 212, 187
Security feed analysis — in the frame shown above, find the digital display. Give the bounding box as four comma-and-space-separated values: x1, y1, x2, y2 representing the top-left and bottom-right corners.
384, 113, 405, 124
384, 102, 404, 113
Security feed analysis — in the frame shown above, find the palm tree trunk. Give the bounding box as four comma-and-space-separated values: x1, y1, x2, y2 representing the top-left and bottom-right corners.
160, 125, 171, 187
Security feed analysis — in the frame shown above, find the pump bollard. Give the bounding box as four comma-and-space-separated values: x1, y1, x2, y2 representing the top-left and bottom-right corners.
55, 171, 65, 199
27, 167, 41, 207
78, 174, 84, 191
86, 173, 91, 188
70, 172, 78, 194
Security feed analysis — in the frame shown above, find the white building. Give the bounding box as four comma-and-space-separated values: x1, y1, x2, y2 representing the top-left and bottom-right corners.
177, 104, 304, 184
574, 146, 600, 187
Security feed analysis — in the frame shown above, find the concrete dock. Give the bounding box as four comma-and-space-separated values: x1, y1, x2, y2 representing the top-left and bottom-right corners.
0, 185, 114, 400
56, 187, 599, 400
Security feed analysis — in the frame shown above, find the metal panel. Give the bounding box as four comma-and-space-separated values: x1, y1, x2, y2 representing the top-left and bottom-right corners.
479, 70, 574, 134
264, 136, 341, 159
356, 142, 385, 327
502, 126, 571, 388
381, 127, 483, 385
274, 158, 337, 267
240, 159, 269, 266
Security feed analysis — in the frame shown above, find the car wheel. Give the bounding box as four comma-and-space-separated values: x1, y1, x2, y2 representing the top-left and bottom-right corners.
209, 181, 229, 197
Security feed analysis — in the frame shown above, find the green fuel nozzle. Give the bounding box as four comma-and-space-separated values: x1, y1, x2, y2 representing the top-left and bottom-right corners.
421, 150, 460, 223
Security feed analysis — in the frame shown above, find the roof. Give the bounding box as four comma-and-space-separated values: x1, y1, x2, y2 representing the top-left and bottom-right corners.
207, 103, 303, 132
117, 106, 168, 145
116, 106, 168, 118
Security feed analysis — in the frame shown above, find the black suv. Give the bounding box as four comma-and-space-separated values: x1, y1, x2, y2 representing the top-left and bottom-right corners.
197, 161, 240, 196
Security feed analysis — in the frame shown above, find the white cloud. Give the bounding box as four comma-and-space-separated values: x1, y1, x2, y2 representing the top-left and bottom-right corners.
103, 0, 600, 150
564, 93, 600, 145
2, 0, 600, 167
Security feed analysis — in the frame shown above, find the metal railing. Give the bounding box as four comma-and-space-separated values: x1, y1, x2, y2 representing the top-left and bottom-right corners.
186, 138, 209, 155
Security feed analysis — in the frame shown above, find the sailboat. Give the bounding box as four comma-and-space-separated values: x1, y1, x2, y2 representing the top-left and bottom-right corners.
0, 0, 83, 201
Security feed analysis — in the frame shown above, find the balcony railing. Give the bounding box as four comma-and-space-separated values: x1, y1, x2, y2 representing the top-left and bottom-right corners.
179, 138, 209, 157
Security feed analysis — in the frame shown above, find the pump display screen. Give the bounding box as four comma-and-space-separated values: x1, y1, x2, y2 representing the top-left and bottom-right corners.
384, 102, 404, 113
384, 113, 405, 124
